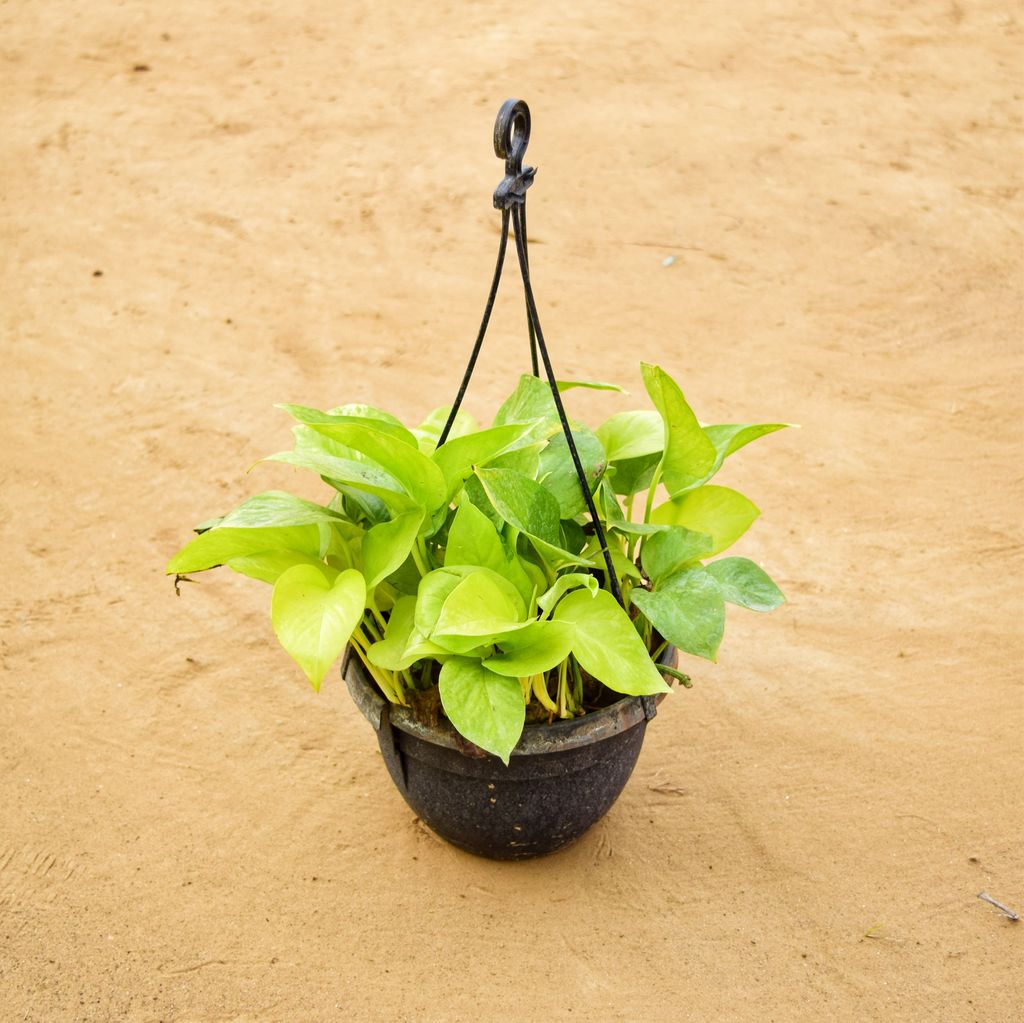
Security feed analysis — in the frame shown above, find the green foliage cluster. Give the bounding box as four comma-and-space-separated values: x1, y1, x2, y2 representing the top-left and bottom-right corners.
168, 364, 788, 763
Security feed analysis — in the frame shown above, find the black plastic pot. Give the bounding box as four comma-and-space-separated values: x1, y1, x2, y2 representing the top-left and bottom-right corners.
343, 647, 676, 860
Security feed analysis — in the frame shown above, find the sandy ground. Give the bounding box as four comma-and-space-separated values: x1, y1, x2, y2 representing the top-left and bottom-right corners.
2, 1, 1022, 1020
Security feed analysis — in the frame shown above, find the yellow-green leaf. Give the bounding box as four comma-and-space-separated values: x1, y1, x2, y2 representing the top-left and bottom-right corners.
271, 565, 366, 690
484, 621, 575, 677
362, 511, 424, 590
650, 485, 759, 557
640, 363, 716, 495
552, 589, 669, 697
632, 568, 725, 662
438, 658, 526, 764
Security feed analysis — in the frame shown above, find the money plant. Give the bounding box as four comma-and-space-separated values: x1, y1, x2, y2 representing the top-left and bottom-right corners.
167, 363, 788, 764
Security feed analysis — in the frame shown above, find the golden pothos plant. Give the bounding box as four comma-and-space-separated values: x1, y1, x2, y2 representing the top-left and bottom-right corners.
168, 363, 788, 763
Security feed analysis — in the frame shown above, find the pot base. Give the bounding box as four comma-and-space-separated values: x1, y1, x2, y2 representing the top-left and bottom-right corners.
344, 648, 674, 861
394, 716, 649, 860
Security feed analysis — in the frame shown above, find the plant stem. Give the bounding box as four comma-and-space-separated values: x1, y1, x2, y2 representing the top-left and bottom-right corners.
659, 664, 693, 688
349, 629, 405, 704
532, 673, 558, 713
557, 661, 573, 719
643, 464, 663, 525
519, 676, 532, 705
570, 659, 583, 711
541, 557, 556, 589
367, 598, 388, 635
411, 539, 431, 578
361, 611, 383, 643
630, 466, 663, 564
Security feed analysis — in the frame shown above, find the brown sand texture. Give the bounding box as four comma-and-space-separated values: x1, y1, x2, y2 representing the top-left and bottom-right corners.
2, 2, 1021, 1021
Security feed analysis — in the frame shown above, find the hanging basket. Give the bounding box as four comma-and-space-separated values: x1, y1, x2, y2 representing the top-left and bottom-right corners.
166, 93, 790, 864
344, 643, 675, 859
343, 99, 679, 859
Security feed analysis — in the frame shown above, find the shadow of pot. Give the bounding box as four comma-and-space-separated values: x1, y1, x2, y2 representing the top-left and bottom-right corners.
343, 647, 677, 860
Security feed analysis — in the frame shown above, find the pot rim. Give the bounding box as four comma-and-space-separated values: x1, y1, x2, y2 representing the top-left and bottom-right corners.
342, 645, 677, 757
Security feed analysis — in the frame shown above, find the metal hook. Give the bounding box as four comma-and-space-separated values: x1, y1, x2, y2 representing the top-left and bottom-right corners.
494, 99, 531, 170
493, 98, 536, 210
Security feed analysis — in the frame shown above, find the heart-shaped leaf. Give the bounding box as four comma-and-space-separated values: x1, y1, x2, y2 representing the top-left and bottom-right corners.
640, 526, 714, 585
537, 427, 607, 518
488, 442, 543, 478
167, 524, 323, 576
596, 410, 664, 462
362, 510, 425, 590
327, 403, 417, 444
474, 467, 591, 568
444, 501, 534, 605
293, 419, 447, 512
271, 565, 366, 689
706, 557, 785, 612
367, 596, 450, 671
651, 485, 759, 557
445, 500, 508, 570
433, 423, 534, 498
484, 621, 576, 678
431, 570, 528, 652
412, 405, 478, 451
552, 589, 669, 696
439, 658, 526, 764
493, 374, 558, 427
641, 364, 716, 495
414, 567, 477, 636
264, 428, 416, 514
218, 491, 347, 530
227, 549, 326, 584
475, 467, 561, 546
279, 404, 418, 447
702, 423, 791, 476
631, 567, 725, 662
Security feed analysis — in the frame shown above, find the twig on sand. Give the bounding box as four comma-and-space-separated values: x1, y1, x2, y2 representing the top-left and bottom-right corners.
977, 892, 1019, 921
173, 573, 197, 596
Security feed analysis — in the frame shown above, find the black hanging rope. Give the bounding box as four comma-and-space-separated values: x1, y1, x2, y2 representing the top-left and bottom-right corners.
436, 208, 510, 446
518, 203, 540, 377
437, 99, 625, 608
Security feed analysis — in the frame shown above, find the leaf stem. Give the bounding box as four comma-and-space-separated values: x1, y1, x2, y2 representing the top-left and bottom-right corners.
570, 658, 583, 712
630, 465, 663, 564
361, 611, 384, 642
367, 598, 388, 635
659, 664, 693, 688
557, 661, 573, 718
532, 673, 558, 713
643, 464, 662, 526
541, 556, 557, 589
349, 629, 406, 704
411, 539, 431, 578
